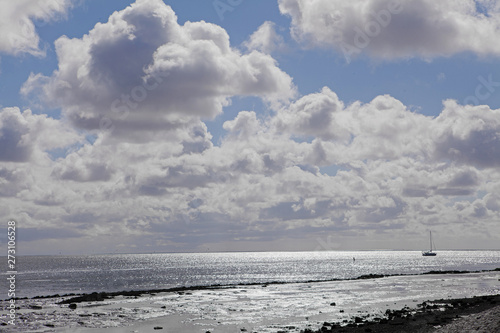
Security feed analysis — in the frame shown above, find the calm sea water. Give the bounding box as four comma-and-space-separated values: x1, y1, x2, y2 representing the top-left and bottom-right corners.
2, 251, 500, 299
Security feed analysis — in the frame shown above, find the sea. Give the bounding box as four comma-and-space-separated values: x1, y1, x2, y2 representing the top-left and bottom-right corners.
2, 250, 500, 300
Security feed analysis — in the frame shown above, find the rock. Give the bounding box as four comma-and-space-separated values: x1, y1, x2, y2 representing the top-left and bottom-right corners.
69, 303, 77, 309
29, 304, 43, 310
354, 316, 363, 323
59, 292, 108, 304
45, 324, 55, 327
153, 327, 163, 330
389, 318, 405, 325
161, 305, 167, 309
330, 302, 336, 306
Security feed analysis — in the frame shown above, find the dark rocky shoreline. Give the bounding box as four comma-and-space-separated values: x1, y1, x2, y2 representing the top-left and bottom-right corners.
301, 294, 500, 333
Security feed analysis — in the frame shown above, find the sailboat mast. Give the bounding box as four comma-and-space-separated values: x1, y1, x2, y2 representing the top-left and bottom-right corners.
430, 231, 432, 252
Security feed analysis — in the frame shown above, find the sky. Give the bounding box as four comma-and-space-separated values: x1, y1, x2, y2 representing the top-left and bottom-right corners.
1, 0, 500, 255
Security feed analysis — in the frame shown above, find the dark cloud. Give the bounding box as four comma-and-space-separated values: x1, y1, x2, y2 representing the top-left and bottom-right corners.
63, 212, 97, 223
0, 110, 32, 162
0, 126, 32, 162
448, 170, 479, 187
53, 162, 113, 182
435, 128, 500, 168
0, 107, 81, 163
402, 187, 429, 198
19, 227, 82, 242
357, 197, 407, 223
434, 188, 475, 196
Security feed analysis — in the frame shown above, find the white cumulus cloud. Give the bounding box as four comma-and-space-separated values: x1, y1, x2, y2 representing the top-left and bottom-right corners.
279, 0, 500, 60
22, 0, 296, 141
0, 0, 72, 56
243, 21, 286, 54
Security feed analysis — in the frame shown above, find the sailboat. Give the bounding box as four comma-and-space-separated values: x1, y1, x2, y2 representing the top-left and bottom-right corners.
422, 231, 437, 256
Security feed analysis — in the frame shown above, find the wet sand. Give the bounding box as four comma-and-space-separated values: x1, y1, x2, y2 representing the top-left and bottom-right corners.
1, 270, 499, 332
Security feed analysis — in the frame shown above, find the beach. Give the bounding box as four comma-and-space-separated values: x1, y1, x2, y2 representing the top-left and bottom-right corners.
1, 270, 499, 332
